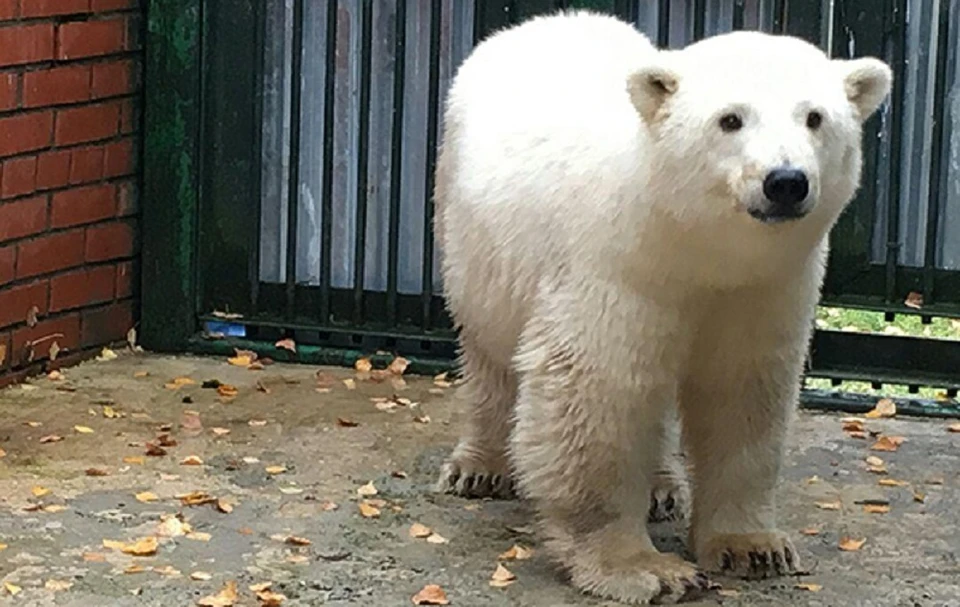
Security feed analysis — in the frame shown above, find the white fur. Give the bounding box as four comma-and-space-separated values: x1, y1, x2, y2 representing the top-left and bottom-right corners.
434, 10, 891, 605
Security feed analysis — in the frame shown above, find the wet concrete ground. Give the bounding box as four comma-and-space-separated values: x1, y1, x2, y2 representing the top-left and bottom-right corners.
0, 351, 958, 606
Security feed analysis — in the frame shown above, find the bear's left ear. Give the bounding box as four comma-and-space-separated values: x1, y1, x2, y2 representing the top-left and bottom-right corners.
627, 53, 681, 124
836, 57, 893, 120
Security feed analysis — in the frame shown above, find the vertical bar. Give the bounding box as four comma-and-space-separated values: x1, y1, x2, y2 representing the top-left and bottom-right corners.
554, 0, 569, 10
692, 0, 706, 40
614, 0, 637, 23
250, 0, 267, 312
732, 0, 745, 30
387, 0, 406, 327
352, 0, 374, 325
422, 0, 443, 330
922, 0, 952, 305
474, 0, 485, 43
883, 0, 906, 305
284, 0, 305, 320
657, 0, 670, 47
772, 0, 785, 33
319, 0, 338, 323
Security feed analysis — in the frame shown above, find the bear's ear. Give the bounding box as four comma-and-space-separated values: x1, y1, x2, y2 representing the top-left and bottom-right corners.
627, 58, 680, 124
837, 57, 892, 120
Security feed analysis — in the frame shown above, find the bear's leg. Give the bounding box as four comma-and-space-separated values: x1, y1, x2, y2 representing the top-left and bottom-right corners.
680, 292, 810, 579
510, 325, 709, 604
436, 334, 516, 499
648, 406, 690, 523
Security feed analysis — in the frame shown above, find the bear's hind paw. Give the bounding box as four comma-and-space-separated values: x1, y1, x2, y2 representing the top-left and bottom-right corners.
697, 531, 799, 580
435, 458, 515, 499
571, 551, 711, 605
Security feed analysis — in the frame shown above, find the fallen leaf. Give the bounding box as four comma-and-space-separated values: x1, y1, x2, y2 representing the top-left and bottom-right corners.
178, 491, 217, 506
717, 588, 741, 598
846, 430, 868, 439
144, 443, 168, 457
948, 423, 960, 433
815, 500, 842, 511
48, 369, 65, 381
865, 398, 897, 419
31, 485, 51, 497
800, 527, 821, 536
83, 552, 107, 562
249, 419, 267, 427
926, 476, 945, 485
217, 499, 234, 513
355, 358, 373, 373
157, 515, 192, 538
275, 338, 297, 353
181, 411, 204, 433
123, 456, 145, 465
181, 455, 204, 466
867, 464, 888, 474
122, 536, 159, 556
358, 501, 381, 518
795, 583, 823, 592
388, 356, 409, 375
878, 479, 909, 487
166, 377, 196, 390
44, 579, 73, 591
198, 580, 239, 607
228, 355, 253, 367
217, 384, 239, 398
211, 427, 231, 436
321, 501, 338, 511
871, 435, 905, 452
285, 535, 311, 546
135, 491, 159, 503
102, 405, 122, 419
41, 504, 67, 513
155, 433, 178, 447
49, 341, 60, 361
134, 371, 149, 378
97, 347, 119, 361
265, 465, 287, 475
124, 564, 147, 574
153, 565, 182, 576
357, 481, 378, 497
865, 455, 885, 467
426, 532, 449, 544
4, 581, 22, 596
904, 291, 923, 309
838, 536, 866, 551
191, 571, 213, 581
409, 523, 432, 538
913, 490, 926, 503
0, 448, 5, 458
863, 504, 890, 514
490, 562, 517, 587
257, 589, 286, 606
39, 434, 64, 444
26, 305, 39, 326
413, 414, 431, 424
0, 543, 6, 551
342, 378, 357, 390
411, 584, 450, 605
337, 417, 359, 427
187, 532, 212, 542
499, 544, 534, 560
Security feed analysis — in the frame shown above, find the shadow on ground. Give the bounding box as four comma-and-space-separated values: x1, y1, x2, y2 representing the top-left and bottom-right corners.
0, 351, 958, 606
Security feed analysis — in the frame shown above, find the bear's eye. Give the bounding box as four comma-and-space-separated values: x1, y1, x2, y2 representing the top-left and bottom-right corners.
806, 111, 823, 130
718, 113, 743, 133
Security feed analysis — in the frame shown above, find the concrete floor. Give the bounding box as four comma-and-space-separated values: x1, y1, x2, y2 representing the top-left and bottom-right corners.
0, 351, 958, 606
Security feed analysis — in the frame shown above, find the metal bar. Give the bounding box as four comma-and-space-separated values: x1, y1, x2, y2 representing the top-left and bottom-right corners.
692, 0, 706, 40
387, 0, 406, 327
772, 0, 785, 33
732, 0, 745, 30
284, 0, 305, 320
319, 0, 338, 323
474, 0, 484, 43
883, 0, 906, 305
421, 0, 443, 331
352, 0, 373, 325
657, 0, 670, 47
554, 0, 569, 10
250, 0, 267, 312
922, 0, 952, 305
613, 0, 637, 23
801, 390, 960, 420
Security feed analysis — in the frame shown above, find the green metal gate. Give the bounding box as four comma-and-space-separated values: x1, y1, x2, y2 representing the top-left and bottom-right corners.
141, 0, 960, 416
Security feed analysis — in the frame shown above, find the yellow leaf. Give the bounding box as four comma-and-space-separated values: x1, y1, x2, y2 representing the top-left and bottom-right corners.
871, 435, 905, 452
197, 580, 239, 607
181, 455, 204, 466
388, 356, 409, 375
410, 523, 432, 538
178, 491, 216, 506
157, 515, 192, 537
426, 533, 449, 544
164, 376, 196, 389
356, 481, 378, 497
216, 499, 234, 514
878, 479, 909, 487
795, 583, 823, 592
123, 456, 145, 465
265, 465, 287, 475
864, 398, 896, 419
275, 338, 297, 353
191, 571, 213, 581
342, 378, 356, 390
103, 406, 121, 418
42, 504, 67, 513
489, 563, 517, 587
913, 490, 926, 503
135, 491, 159, 503
74, 425, 95, 434
122, 537, 158, 556
863, 504, 890, 514
217, 384, 239, 398
498, 544, 534, 560
865, 455, 884, 467
4, 581, 22, 596
0, 543, 6, 551
124, 564, 147, 574
227, 355, 253, 367
257, 589, 286, 606
31, 485, 51, 497
838, 536, 866, 552
815, 500, 841, 511
285, 535, 311, 546
358, 501, 381, 518
800, 527, 820, 536
354, 358, 372, 373
411, 584, 449, 605
211, 427, 231, 436
44, 579, 73, 591
103, 539, 127, 550
186, 532, 212, 542
948, 423, 960, 433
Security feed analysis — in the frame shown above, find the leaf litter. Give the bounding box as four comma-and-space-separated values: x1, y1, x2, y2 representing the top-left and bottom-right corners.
412, 584, 449, 605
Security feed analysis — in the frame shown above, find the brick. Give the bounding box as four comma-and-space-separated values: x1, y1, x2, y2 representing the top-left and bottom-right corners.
116, 179, 137, 216
115, 259, 132, 297
0, 24, 55, 66
91, 0, 133, 10
119, 98, 137, 133
54, 102, 120, 145
81, 300, 132, 347
0, 243, 13, 285
103, 138, 133, 177
20, 0, 88, 18
49, 264, 115, 312
0, 331, 9, 372
0, 279, 48, 329
12, 313, 82, 365
56, 18, 125, 60
0, 0, 18, 20
35, 149, 71, 190
0, 71, 16, 111
0, 196, 46, 242
16, 229, 84, 278
69, 145, 105, 184
91, 58, 134, 98
0, 111, 53, 158
51, 183, 116, 227
1, 155, 37, 199
85, 220, 134, 262
23, 65, 91, 108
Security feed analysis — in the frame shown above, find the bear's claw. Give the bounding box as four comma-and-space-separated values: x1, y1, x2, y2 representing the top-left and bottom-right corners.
698, 532, 799, 580
435, 459, 516, 499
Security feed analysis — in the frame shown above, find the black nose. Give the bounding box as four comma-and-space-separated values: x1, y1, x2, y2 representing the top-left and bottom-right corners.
763, 168, 809, 207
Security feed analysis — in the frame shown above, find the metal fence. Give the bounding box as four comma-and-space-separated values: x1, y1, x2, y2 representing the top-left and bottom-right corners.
142, 0, 960, 410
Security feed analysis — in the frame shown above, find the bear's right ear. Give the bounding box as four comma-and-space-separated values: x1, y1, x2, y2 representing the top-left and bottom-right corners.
627, 59, 680, 124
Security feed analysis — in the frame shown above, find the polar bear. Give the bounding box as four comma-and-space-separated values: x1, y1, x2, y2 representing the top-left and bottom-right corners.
433, 10, 891, 605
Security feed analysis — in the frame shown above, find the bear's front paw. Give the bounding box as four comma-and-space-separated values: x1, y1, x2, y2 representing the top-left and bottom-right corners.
648, 471, 689, 523
697, 532, 798, 580
570, 551, 711, 605
435, 457, 515, 499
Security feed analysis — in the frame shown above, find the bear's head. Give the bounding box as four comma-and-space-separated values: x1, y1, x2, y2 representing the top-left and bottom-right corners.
627, 31, 891, 236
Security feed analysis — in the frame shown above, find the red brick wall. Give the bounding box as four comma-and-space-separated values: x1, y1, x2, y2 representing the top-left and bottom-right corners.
0, 0, 141, 386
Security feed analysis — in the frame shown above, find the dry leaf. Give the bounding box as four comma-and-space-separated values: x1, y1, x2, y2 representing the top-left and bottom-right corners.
216, 499, 234, 514
388, 357, 409, 375
156, 433, 178, 447
134, 370, 149, 378
165, 377, 196, 390
181, 411, 204, 432
948, 423, 960, 433
265, 465, 287, 475
103, 405, 121, 418
122, 536, 159, 556
83, 552, 107, 562
48, 369, 65, 381
847, 430, 868, 439
871, 435, 905, 452
904, 291, 923, 309
49, 341, 60, 361
878, 479, 909, 487
198, 580, 239, 607
357, 481, 378, 497
187, 531, 212, 542
865, 398, 896, 419
865, 455, 884, 467
0, 543, 7, 551
426, 532, 449, 544
355, 358, 373, 373
152, 565, 182, 577
124, 456, 145, 465
217, 384, 239, 398
145, 442, 168, 457
124, 564, 147, 574
337, 417, 359, 427
211, 427, 231, 436
815, 500, 842, 511
795, 583, 823, 592
342, 378, 357, 390
249, 419, 268, 427
45, 579, 73, 591
321, 501, 338, 511
26, 305, 39, 326
285, 535, 311, 546
32, 485, 51, 497
499, 544, 534, 560
178, 491, 217, 506
0, 448, 5, 458
135, 491, 159, 503
490, 562, 517, 587
800, 527, 820, 536
97, 347, 118, 361
838, 536, 866, 551
181, 455, 204, 466
191, 571, 213, 581
41, 504, 67, 513
39, 434, 64, 444
228, 355, 253, 367
410, 523, 432, 538
913, 490, 926, 503
257, 589, 286, 606
358, 501, 381, 518
275, 338, 297, 353
4, 581, 22, 596
863, 504, 890, 514
411, 584, 449, 605
0, 343, 6, 366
